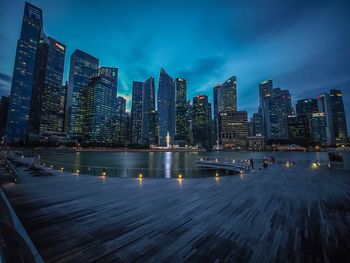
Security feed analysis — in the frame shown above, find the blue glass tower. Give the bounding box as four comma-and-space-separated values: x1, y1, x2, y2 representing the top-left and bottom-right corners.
83, 67, 118, 143
29, 36, 66, 136
67, 49, 99, 139
7, 3, 43, 143
141, 77, 156, 145
131, 81, 143, 144
157, 68, 175, 145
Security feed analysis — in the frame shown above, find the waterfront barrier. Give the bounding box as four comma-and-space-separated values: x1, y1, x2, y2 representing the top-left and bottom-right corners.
0, 189, 43, 263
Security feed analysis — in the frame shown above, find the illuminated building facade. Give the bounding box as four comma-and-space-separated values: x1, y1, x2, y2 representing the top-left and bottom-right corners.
67, 50, 99, 139
141, 77, 156, 145
175, 78, 187, 146
219, 111, 248, 148
157, 68, 175, 145
7, 3, 43, 143
29, 36, 66, 137
192, 95, 211, 148
330, 89, 348, 144
131, 81, 143, 144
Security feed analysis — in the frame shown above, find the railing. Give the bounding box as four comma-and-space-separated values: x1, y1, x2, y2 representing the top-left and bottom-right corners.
4, 158, 19, 184
0, 189, 43, 263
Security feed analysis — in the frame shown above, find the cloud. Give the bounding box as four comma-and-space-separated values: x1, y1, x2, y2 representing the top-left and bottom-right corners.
0, 72, 11, 82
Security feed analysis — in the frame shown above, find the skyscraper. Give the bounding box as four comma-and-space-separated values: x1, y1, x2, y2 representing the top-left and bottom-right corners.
157, 68, 175, 145
141, 77, 156, 145
112, 96, 126, 145
67, 49, 99, 139
269, 88, 292, 139
218, 76, 237, 113
213, 83, 221, 147
192, 95, 211, 148
330, 89, 348, 144
259, 79, 273, 138
82, 67, 118, 143
295, 99, 318, 116
29, 36, 66, 137
175, 78, 187, 146
287, 115, 311, 142
309, 113, 328, 145
219, 111, 248, 148
131, 81, 143, 145
317, 93, 335, 145
252, 111, 263, 136
7, 3, 43, 143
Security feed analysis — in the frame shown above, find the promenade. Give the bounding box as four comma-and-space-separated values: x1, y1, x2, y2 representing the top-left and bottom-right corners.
2, 161, 350, 262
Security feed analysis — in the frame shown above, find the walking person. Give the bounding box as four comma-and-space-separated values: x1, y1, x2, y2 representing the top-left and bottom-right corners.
250, 158, 254, 170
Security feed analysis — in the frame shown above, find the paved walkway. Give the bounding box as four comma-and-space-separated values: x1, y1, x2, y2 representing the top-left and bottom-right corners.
2, 162, 350, 262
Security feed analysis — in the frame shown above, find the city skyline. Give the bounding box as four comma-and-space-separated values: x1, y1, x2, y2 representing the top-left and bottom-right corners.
1, 0, 350, 133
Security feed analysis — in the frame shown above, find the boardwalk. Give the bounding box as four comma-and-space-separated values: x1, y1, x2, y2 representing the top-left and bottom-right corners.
2, 163, 350, 262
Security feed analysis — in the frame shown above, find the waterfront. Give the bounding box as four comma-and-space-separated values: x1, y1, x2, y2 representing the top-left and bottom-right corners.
39, 151, 329, 178
2, 157, 350, 262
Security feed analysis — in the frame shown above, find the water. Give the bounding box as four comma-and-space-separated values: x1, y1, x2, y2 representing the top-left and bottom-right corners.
40, 151, 328, 178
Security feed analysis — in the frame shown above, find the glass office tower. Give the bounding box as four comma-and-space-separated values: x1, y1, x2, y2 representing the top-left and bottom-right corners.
141, 77, 156, 145
7, 3, 43, 143
67, 49, 99, 139
157, 68, 175, 145
175, 78, 187, 146
330, 89, 348, 144
131, 81, 143, 144
29, 36, 66, 136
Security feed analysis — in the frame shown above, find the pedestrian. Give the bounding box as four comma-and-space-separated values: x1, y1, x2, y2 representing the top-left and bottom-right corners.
250, 158, 254, 169
263, 160, 268, 168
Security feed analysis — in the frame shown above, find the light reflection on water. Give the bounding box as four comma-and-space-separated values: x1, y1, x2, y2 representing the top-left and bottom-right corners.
41, 151, 329, 179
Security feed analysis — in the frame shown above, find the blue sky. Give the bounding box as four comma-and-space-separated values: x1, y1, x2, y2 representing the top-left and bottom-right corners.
0, 0, 349, 132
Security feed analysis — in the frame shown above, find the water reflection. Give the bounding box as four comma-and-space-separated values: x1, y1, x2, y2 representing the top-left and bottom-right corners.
164, 152, 172, 178
42, 151, 329, 179
177, 178, 183, 187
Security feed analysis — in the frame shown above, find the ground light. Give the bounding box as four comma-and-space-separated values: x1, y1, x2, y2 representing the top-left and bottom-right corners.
139, 174, 143, 178
178, 174, 182, 179
311, 162, 321, 169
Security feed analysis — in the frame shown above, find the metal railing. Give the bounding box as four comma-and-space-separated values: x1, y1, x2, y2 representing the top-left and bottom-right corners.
0, 189, 43, 263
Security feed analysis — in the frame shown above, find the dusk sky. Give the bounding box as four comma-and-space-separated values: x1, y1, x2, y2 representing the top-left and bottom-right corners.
1, 0, 349, 131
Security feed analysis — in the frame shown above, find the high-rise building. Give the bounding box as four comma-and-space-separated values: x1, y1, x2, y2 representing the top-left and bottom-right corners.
192, 95, 211, 148
259, 79, 273, 138
295, 99, 318, 116
252, 111, 263, 136
317, 93, 335, 145
7, 3, 43, 143
309, 113, 328, 145
213, 83, 221, 147
67, 50, 99, 139
186, 100, 194, 146
112, 96, 126, 145
287, 115, 311, 142
29, 36, 66, 137
141, 77, 156, 145
131, 81, 143, 145
175, 78, 187, 146
125, 111, 132, 145
330, 89, 348, 144
267, 87, 292, 140
82, 67, 118, 143
219, 111, 248, 148
0, 96, 9, 140
218, 76, 237, 113
157, 68, 175, 145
